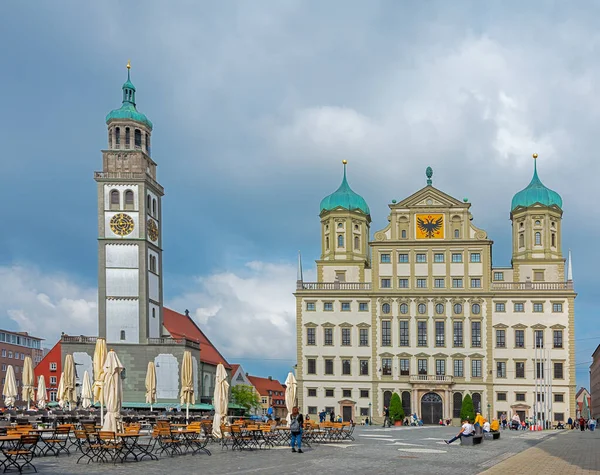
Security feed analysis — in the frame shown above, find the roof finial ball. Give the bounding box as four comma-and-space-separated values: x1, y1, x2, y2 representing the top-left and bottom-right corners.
127, 59, 131, 70
342, 160, 348, 165
426, 166, 433, 186
533, 153, 538, 159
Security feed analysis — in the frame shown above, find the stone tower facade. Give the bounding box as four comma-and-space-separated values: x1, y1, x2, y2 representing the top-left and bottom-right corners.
95, 63, 164, 344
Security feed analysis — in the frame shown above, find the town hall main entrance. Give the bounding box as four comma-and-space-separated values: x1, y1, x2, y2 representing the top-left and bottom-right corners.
421, 392, 443, 425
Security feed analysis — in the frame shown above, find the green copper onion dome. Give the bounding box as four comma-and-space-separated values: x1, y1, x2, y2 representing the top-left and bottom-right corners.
105, 61, 153, 130
511, 154, 562, 211
320, 161, 370, 215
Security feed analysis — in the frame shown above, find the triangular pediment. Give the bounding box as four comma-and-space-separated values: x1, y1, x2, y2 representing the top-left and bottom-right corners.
452, 353, 466, 359
394, 186, 468, 209
512, 324, 528, 329
356, 322, 371, 328
397, 352, 412, 358
379, 352, 394, 357
493, 324, 509, 329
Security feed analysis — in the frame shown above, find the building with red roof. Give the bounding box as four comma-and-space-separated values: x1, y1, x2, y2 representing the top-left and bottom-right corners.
162, 307, 231, 404
33, 340, 62, 404
247, 374, 287, 419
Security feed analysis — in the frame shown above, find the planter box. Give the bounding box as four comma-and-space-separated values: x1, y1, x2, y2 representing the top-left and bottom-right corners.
394, 421, 403, 426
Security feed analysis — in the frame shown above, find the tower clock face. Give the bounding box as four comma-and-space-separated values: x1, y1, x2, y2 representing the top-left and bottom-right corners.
110, 213, 135, 236
416, 213, 444, 239
147, 219, 159, 241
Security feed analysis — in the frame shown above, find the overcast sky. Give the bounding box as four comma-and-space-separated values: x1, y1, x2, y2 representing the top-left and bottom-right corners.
0, 1, 598, 388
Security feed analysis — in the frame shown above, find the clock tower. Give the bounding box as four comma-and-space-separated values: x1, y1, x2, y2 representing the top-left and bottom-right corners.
95, 62, 164, 344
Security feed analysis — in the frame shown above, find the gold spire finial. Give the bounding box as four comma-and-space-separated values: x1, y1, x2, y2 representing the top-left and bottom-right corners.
533, 153, 538, 159
126, 60, 131, 70
342, 160, 348, 165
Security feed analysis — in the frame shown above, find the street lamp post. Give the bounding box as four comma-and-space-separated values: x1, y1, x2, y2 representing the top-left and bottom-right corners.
368, 402, 372, 426
487, 403, 491, 423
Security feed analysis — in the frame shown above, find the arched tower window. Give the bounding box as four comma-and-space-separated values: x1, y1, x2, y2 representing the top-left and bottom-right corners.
535, 232, 542, 246
401, 230, 407, 239
145, 133, 151, 155
152, 199, 157, 216
125, 127, 131, 147
115, 127, 121, 146
110, 190, 120, 210
551, 233, 556, 247
519, 233, 524, 248
325, 236, 329, 250
135, 129, 142, 148
124, 190, 134, 210
337, 235, 344, 248
108, 129, 112, 148
454, 229, 460, 238
147, 195, 152, 213
354, 236, 360, 250
120, 330, 126, 341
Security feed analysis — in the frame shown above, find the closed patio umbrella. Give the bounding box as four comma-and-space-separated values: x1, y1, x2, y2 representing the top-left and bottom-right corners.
57, 372, 65, 408
21, 356, 35, 410
81, 371, 93, 409
180, 351, 195, 424
63, 354, 76, 410
285, 372, 297, 424
37, 375, 47, 409
145, 362, 157, 411
93, 338, 107, 425
2, 365, 17, 407
101, 349, 124, 433
212, 363, 229, 439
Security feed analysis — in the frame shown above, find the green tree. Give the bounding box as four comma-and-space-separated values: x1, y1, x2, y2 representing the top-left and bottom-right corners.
460, 394, 476, 422
389, 392, 405, 423
230, 385, 262, 413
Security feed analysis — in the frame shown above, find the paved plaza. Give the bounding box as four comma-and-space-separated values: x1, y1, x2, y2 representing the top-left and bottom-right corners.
29, 425, 599, 475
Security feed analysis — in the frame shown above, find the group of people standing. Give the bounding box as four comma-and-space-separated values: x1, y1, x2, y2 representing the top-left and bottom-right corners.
567, 416, 597, 431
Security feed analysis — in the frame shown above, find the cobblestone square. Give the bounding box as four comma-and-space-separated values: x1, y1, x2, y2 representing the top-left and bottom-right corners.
31, 425, 594, 475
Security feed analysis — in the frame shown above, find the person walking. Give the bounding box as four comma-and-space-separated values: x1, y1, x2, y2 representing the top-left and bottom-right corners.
290, 406, 304, 453
579, 416, 586, 431
567, 416, 573, 430
589, 417, 596, 432
382, 406, 391, 428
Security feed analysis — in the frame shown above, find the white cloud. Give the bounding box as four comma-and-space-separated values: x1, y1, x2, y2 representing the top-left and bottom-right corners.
1, 262, 304, 366
167, 261, 308, 362
0, 265, 97, 346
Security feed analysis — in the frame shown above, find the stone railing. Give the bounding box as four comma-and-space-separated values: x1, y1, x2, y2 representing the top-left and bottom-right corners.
298, 282, 372, 291
148, 337, 200, 350
491, 281, 574, 291
94, 171, 163, 193
61, 335, 98, 344
409, 375, 454, 384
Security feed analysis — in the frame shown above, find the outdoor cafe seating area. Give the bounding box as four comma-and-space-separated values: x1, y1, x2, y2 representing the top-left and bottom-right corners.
0, 409, 356, 472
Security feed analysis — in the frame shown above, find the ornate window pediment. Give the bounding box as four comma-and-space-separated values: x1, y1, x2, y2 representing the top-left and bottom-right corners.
550, 324, 566, 329
512, 324, 528, 329
321, 322, 335, 328
452, 353, 466, 359
356, 322, 371, 328
304, 322, 318, 328
339, 322, 353, 328
379, 352, 394, 357
493, 323, 508, 329
415, 352, 429, 358
397, 352, 412, 358
531, 324, 547, 329
470, 353, 485, 359
433, 353, 447, 358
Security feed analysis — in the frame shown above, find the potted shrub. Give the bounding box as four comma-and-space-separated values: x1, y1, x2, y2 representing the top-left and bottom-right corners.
389, 392, 405, 426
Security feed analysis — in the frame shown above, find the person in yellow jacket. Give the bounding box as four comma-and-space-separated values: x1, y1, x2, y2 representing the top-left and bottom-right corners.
490, 418, 500, 432
474, 412, 485, 427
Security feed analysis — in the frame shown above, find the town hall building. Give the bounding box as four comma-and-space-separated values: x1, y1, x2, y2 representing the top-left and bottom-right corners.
295, 159, 576, 425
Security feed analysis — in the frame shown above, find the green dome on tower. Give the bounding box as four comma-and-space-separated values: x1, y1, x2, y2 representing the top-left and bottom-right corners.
105, 61, 153, 130
511, 154, 562, 211
320, 161, 370, 215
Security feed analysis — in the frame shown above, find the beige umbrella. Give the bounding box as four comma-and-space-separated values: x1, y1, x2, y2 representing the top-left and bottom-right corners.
212, 363, 229, 439
101, 349, 124, 433
63, 354, 76, 410
57, 372, 65, 408
2, 365, 17, 407
81, 371, 93, 409
21, 356, 35, 410
37, 375, 47, 409
93, 338, 107, 425
145, 362, 157, 411
285, 372, 297, 424
180, 351, 195, 423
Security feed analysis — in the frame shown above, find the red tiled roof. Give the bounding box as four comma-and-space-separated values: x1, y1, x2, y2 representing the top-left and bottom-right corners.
247, 375, 286, 407
230, 364, 240, 375
163, 307, 230, 369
